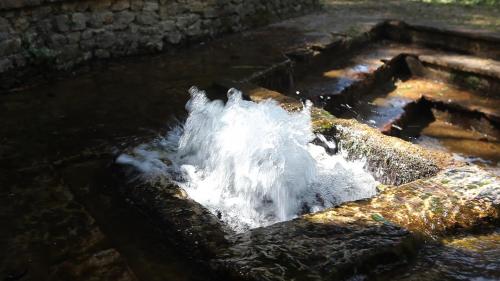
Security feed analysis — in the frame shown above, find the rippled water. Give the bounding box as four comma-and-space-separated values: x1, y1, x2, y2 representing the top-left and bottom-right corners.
118, 87, 378, 232
384, 228, 500, 281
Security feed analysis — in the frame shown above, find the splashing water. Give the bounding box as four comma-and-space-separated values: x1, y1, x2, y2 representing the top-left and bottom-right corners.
117, 87, 378, 232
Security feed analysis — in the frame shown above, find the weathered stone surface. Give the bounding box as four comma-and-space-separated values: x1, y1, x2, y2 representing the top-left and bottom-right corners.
0, 37, 21, 56
215, 215, 415, 281
48, 249, 138, 281
136, 11, 158, 25
31, 5, 52, 21
113, 168, 231, 258
306, 166, 499, 238
89, 11, 114, 28
143, 1, 159, 12
0, 168, 136, 281
114, 10, 135, 30
0, 57, 13, 72
89, 0, 112, 12
95, 49, 111, 58
111, 0, 130, 12
71, 13, 87, 31
166, 30, 183, 44
418, 54, 500, 80
50, 33, 68, 48
217, 165, 497, 280
328, 119, 452, 185
0, 16, 12, 32
0, 0, 321, 82
67, 31, 81, 44
130, 0, 143, 11
54, 14, 70, 32
95, 30, 116, 49
115, 81, 499, 281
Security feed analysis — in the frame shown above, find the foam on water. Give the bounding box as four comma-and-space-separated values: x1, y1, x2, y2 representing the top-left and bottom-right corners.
117, 87, 378, 232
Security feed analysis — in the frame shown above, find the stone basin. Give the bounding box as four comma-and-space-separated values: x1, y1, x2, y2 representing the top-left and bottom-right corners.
283, 20, 500, 174
114, 21, 500, 280
115, 83, 499, 280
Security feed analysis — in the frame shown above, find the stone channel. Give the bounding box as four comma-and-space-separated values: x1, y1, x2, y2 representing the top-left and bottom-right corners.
115, 21, 500, 280
1, 4, 499, 280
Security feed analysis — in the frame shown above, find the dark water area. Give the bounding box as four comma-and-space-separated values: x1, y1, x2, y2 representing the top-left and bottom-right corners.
0, 61, 198, 280
0, 28, 296, 280
383, 228, 500, 281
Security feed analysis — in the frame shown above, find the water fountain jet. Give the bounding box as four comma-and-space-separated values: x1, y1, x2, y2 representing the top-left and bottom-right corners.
118, 87, 378, 232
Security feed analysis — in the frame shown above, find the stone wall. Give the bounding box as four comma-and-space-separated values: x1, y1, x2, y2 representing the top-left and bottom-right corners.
0, 0, 320, 83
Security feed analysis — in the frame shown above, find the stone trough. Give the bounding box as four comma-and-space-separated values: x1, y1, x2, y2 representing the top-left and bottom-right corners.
287, 20, 500, 173
114, 21, 500, 280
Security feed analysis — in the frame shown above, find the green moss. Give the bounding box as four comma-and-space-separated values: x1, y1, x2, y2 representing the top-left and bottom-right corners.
430, 197, 444, 214
464, 75, 482, 90
466, 184, 479, 189
476, 180, 491, 187
27, 47, 58, 66
419, 192, 432, 200
371, 213, 386, 222
376, 184, 387, 192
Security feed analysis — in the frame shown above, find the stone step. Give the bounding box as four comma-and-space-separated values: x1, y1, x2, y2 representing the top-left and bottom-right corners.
418, 54, 500, 80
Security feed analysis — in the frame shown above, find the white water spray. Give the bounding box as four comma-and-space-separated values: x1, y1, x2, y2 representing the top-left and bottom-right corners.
118, 87, 378, 232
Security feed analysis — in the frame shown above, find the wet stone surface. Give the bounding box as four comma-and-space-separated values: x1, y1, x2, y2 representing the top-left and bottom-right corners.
1, 7, 500, 280
385, 228, 500, 281
215, 215, 414, 281
0, 168, 136, 281
291, 36, 500, 174
116, 82, 499, 280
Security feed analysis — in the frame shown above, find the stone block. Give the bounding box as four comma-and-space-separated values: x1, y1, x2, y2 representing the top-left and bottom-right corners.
50, 33, 68, 48
71, 13, 87, 31
89, 11, 114, 28
159, 20, 175, 32
80, 38, 96, 50
95, 30, 116, 49
54, 14, 70, 32
0, 16, 12, 33
31, 6, 53, 22
89, 0, 112, 12
136, 11, 158, 26
166, 30, 182, 44
0, 37, 21, 56
0, 58, 13, 73
130, 0, 144, 11
114, 10, 135, 30
111, 0, 131, 11
143, 1, 159, 12
159, 3, 188, 19
95, 49, 111, 58
36, 18, 52, 33
186, 20, 201, 37
81, 29, 93, 40
12, 53, 26, 67
175, 13, 200, 30
13, 17, 30, 31
57, 43, 80, 63
66, 32, 81, 44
